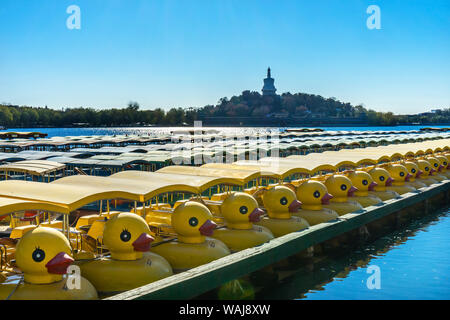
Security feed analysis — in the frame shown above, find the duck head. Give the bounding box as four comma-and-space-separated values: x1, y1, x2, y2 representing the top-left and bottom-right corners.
443, 154, 450, 169
15, 227, 74, 285
261, 186, 301, 219
386, 164, 411, 185
427, 156, 445, 173
402, 161, 421, 181
324, 175, 357, 202
435, 155, 449, 172
296, 180, 333, 210
416, 159, 434, 177
103, 212, 154, 261
347, 171, 377, 196
368, 167, 394, 190
172, 201, 217, 244
221, 192, 264, 230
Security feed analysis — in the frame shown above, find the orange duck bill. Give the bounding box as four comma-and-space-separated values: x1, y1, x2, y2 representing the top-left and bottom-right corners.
405, 173, 413, 182
321, 193, 333, 205
438, 165, 444, 172
249, 207, 265, 222
429, 168, 436, 175
385, 177, 394, 186
288, 200, 302, 213
199, 219, 217, 236
45, 252, 74, 275
368, 181, 378, 191
132, 233, 154, 252
416, 170, 424, 178
347, 186, 358, 197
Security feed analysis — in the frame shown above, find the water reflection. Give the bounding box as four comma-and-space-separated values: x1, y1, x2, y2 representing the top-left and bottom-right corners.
257, 206, 450, 300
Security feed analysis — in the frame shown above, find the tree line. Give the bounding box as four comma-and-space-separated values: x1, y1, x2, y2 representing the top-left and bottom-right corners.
1, 91, 448, 127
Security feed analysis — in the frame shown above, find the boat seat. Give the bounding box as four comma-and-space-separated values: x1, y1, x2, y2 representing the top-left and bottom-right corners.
40, 220, 63, 229
9, 225, 37, 239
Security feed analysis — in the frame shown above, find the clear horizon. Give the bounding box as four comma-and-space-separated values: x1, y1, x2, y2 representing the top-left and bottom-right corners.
1, 0, 449, 114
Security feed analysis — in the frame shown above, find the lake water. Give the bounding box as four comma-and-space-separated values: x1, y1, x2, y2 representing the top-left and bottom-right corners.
258, 206, 450, 300
3, 125, 449, 138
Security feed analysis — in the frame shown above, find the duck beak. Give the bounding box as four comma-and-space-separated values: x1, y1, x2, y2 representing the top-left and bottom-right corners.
430, 168, 436, 175
385, 177, 394, 187
45, 252, 74, 275
288, 200, 302, 213
321, 193, 333, 205
347, 186, 358, 197
132, 233, 154, 252
447, 164, 450, 170
405, 173, 413, 182
416, 170, 423, 178
438, 165, 444, 172
368, 181, 378, 191
199, 219, 217, 236
248, 207, 265, 222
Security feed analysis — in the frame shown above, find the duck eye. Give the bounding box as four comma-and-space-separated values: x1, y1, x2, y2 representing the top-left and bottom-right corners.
425, 167, 429, 171
411, 169, 416, 173
120, 230, 131, 242
280, 197, 288, 205
444, 162, 447, 165
362, 180, 368, 185
313, 191, 321, 198
434, 163, 438, 167
239, 206, 248, 214
340, 184, 347, 191
189, 217, 198, 227
379, 176, 385, 181
400, 172, 405, 177
32, 248, 45, 263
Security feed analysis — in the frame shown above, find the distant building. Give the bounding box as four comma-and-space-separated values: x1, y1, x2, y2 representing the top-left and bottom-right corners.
262, 67, 277, 96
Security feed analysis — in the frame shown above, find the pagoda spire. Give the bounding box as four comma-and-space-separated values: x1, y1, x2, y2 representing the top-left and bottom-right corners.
262, 67, 277, 96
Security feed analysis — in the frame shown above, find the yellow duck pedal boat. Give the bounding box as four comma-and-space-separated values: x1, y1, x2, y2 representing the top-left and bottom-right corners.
367, 167, 400, 200
435, 155, 450, 179
151, 202, 230, 273
347, 171, 383, 208
322, 175, 363, 215
402, 161, 427, 189
0, 227, 98, 300
293, 180, 339, 225
211, 192, 274, 252
78, 213, 173, 294
415, 159, 439, 186
254, 186, 310, 237
426, 156, 448, 182
385, 164, 417, 194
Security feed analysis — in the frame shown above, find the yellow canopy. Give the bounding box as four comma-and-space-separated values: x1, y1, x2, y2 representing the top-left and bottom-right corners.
258, 157, 336, 174
111, 170, 243, 193
0, 196, 69, 217
0, 180, 133, 213
0, 160, 65, 176
158, 165, 261, 185
51, 175, 197, 202
202, 162, 301, 180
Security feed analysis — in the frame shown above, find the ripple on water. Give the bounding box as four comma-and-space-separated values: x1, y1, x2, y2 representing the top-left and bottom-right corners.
301, 207, 450, 300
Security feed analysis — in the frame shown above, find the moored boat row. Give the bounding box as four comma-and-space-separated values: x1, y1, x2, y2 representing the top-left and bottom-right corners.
0, 139, 449, 299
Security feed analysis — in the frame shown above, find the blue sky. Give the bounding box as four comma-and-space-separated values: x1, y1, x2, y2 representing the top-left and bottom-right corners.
0, 0, 449, 114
